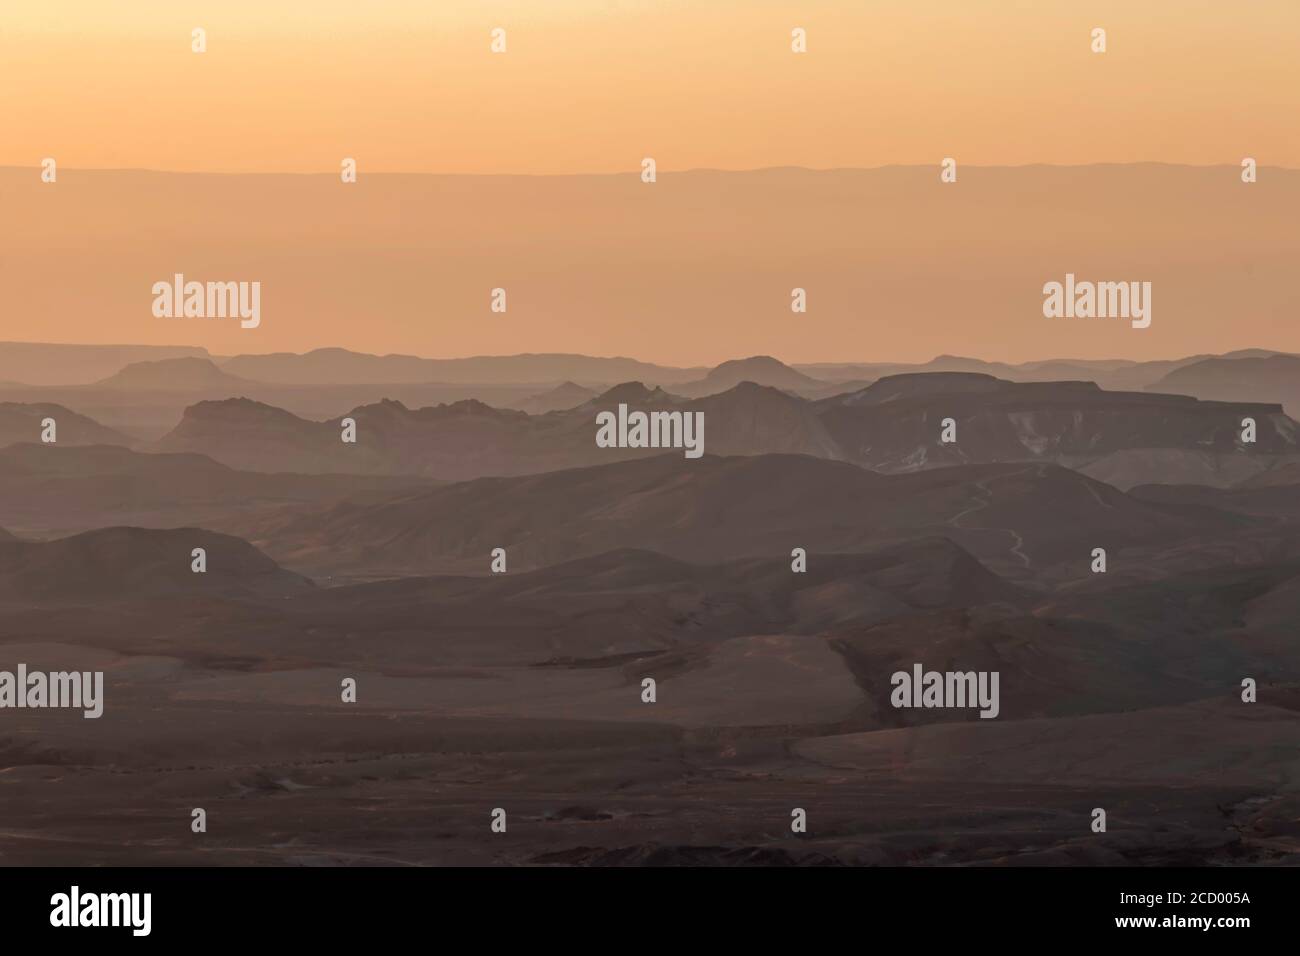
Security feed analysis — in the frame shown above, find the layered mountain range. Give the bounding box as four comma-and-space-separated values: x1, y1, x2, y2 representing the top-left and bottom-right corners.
1, 342, 1299, 865
141, 370, 1297, 489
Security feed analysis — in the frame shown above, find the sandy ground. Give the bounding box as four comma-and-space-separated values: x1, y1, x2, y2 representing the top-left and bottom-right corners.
2, 646, 1296, 866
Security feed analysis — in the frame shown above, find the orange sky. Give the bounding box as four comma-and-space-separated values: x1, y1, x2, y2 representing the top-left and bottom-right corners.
2, 2, 1298, 367
3, 0, 1299, 174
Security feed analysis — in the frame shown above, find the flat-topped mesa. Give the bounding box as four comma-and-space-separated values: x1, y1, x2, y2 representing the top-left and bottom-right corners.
840, 372, 1014, 405
816, 374, 1299, 473
94, 356, 250, 391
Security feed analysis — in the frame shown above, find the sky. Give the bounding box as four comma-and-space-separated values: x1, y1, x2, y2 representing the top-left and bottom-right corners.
1, 1, 1297, 366
3, 1, 1298, 174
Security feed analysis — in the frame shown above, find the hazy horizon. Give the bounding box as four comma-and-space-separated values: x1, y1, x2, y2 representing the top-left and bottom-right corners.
7, 164, 1298, 365
0, 337, 1293, 373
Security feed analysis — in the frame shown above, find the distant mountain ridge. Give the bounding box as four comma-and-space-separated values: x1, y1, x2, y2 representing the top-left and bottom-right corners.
815, 372, 1297, 474
95, 356, 253, 390
218, 348, 707, 386
1150, 354, 1300, 417
4, 341, 1295, 398
0, 526, 312, 604
4, 347, 1298, 469
0, 402, 134, 448
0, 443, 426, 539
155, 379, 841, 478
0, 342, 210, 387
672, 355, 823, 397
507, 381, 597, 414
153, 370, 1299, 485
241, 452, 1252, 583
